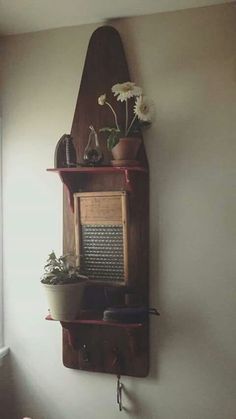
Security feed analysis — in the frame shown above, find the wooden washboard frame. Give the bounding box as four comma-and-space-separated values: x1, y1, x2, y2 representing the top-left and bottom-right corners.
74, 191, 128, 285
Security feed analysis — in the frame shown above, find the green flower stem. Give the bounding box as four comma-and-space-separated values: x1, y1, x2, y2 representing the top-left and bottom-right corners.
125, 100, 128, 136
126, 114, 137, 136
105, 102, 120, 131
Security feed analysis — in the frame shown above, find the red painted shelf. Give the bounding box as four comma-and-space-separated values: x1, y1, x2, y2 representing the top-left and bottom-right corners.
46, 314, 144, 329
47, 166, 148, 211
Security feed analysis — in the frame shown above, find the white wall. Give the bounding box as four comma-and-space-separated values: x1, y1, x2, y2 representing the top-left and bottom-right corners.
0, 3, 236, 419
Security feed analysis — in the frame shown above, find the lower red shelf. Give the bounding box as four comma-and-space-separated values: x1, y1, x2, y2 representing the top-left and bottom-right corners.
46, 314, 143, 328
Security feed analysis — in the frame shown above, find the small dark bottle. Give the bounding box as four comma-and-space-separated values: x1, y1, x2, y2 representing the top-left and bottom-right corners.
83, 125, 103, 166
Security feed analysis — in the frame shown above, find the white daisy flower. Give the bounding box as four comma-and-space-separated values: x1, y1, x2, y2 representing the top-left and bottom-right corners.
112, 82, 142, 102
134, 96, 153, 122
98, 94, 106, 106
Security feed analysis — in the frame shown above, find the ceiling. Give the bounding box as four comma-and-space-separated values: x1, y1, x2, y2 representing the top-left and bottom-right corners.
0, 0, 234, 35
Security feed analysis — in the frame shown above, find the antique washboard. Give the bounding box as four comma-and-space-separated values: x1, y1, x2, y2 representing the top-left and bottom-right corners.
74, 191, 128, 285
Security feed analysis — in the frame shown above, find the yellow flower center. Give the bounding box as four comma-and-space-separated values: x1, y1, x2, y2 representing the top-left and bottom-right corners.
140, 104, 148, 114
122, 83, 133, 92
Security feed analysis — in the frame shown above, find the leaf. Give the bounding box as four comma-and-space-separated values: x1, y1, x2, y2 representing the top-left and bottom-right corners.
41, 251, 87, 285
99, 127, 119, 133
107, 131, 120, 150
48, 251, 56, 260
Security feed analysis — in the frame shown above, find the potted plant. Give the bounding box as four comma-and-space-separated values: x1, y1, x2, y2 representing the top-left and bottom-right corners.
41, 251, 88, 321
98, 81, 153, 165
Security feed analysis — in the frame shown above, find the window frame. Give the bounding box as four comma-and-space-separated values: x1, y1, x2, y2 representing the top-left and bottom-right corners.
0, 116, 9, 360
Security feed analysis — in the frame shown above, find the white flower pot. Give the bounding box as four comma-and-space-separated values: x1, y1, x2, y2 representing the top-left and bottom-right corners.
43, 280, 87, 321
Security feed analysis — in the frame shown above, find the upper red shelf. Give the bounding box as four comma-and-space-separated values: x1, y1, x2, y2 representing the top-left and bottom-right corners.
47, 166, 148, 211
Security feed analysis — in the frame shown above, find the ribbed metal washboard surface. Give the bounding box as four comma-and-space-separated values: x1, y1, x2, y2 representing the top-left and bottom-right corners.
82, 224, 124, 281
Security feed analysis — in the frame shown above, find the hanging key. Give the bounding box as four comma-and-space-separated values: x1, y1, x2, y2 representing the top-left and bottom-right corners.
116, 375, 123, 412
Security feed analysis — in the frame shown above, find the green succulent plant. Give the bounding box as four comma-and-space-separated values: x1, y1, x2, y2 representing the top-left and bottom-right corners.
41, 251, 87, 285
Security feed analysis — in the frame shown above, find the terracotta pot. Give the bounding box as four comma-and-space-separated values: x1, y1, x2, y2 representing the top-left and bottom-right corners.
111, 137, 142, 161
42, 279, 87, 321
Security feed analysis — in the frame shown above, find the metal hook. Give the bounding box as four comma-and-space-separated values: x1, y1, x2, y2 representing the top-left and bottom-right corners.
116, 375, 123, 411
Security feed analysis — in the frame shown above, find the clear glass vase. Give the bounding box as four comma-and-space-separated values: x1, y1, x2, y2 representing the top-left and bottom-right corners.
83, 125, 103, 166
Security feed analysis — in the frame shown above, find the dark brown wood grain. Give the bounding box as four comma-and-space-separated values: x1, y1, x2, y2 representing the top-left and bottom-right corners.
71, 26, 130, 165
56, 26, 150, 377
